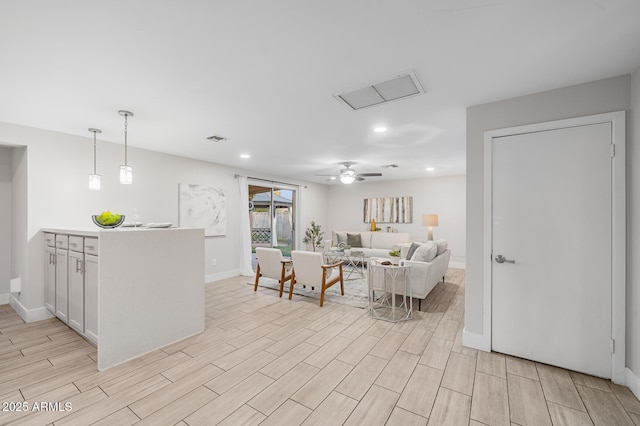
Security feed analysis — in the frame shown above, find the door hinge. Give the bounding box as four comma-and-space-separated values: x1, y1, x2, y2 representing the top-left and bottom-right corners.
611, 144, 615, 158
611, 339, 615, 353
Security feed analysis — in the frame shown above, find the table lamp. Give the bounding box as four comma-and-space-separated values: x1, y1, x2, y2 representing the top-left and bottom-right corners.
422, 214, 439, 241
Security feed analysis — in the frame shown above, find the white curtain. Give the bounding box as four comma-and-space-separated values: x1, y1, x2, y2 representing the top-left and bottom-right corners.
271, 208, 278, 247
238, 176, 254, 276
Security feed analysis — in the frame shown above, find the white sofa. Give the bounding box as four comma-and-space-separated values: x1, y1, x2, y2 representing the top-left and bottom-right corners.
324, 231, 412, 260
399, 239, 451, 311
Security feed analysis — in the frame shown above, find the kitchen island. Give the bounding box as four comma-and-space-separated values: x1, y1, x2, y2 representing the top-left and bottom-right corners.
42, 226, 205, 370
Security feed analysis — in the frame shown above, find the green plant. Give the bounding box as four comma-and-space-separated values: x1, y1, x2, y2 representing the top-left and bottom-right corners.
389, 250, 400, 257
302, 221, 324, 252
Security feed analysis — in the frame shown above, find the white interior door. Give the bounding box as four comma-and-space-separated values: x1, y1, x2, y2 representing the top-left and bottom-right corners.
491, 122, 612, 378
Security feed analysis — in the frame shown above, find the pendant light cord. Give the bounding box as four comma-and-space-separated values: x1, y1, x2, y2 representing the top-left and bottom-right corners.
124, 113, 128, 166
93, 130, 97, 174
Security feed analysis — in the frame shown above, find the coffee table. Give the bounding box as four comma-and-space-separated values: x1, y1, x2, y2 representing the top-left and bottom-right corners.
324, 250, 365, 280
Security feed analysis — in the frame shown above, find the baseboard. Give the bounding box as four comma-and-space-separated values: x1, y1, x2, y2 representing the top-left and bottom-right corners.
205, 269, 241, 283
626, 368, 640, 399
9, 294, 54, 323
449, 262, 466, 270
462, 328, 491, 352
0, 293, 9, 304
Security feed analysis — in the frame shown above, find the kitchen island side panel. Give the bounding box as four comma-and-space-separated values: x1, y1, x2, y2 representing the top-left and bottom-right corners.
98, 228, 204, 370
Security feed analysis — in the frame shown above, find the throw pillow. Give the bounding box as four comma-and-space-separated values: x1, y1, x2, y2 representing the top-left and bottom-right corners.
347, 233, 362, 248
436, 238, 448, 255
405, 242, 421, 260
332, 231, 347, 247
412, 241, 438, 262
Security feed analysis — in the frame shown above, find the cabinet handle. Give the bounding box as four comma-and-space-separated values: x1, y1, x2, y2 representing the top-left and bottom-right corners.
75, 258, 84, 273
52, 253, 56, 265
86, 245, 94, 250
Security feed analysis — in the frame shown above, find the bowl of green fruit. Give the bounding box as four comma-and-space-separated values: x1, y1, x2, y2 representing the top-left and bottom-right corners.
92, 211, 125, 229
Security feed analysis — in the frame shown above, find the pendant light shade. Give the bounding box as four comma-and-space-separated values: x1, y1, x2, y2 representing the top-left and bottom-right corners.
88, 128, 102, 190
119, 110, 134, 184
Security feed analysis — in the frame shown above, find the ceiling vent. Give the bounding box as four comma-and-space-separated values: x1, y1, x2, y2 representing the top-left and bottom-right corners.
333, 70, 425, 111
206, 135, 227, 142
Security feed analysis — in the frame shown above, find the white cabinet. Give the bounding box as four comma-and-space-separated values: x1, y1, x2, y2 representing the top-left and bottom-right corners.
55, 235, 69, 324
68, 240, 85, 334
84, 253, 99, 344
45, 232, 99, 345
44, 233, 56, 314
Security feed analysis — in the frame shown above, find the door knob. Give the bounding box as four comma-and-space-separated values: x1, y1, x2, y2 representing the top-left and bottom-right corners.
495, 255, 515, 264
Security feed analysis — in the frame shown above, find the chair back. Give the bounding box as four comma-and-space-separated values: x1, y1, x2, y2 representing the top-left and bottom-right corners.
256, 247, 285, 279
291, 250, 324, 287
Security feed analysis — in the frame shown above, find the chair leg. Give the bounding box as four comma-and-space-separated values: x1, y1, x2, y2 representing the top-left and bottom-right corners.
253, 265, 261, 292
320, 275, 326, 307
279, 264, 286, 298
289, 270, 296, 300
339, 264, 344, 296
418, 299, 421, 311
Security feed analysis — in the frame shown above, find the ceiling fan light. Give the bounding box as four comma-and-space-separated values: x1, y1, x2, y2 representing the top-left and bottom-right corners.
340, 170, 356, 184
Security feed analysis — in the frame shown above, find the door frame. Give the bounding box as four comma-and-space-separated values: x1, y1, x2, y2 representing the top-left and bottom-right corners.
482, 111, 626, 383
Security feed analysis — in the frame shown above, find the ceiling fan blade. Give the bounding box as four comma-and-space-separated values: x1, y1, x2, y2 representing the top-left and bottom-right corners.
356, 176, 365, 181
315, 174, 339, 177
357, 173, 382, 177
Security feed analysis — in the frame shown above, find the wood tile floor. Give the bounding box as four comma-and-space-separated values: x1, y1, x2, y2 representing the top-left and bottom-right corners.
2, 269, 640, 425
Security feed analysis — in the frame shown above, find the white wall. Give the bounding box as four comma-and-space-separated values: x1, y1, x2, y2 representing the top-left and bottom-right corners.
0, 121, 329, 318
326, 175, 466, 266
0, 147, 12, 300
629, 67, 640, 378
465, 75, 631, 345
11, 147, 27, 302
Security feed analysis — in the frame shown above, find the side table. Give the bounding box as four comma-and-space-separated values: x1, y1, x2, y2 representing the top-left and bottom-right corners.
367, 258, 412, 322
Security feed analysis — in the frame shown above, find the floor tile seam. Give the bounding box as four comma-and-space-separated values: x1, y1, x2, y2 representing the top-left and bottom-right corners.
504, 369, 540, 382
574, 382, 637, 424
128, 384, 215, 420
543, 397, 589, 414
429, 384, 473, 424
569, 377, 614, 393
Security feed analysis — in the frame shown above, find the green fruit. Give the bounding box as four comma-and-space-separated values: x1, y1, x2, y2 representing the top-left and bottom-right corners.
96, 210, 121, 225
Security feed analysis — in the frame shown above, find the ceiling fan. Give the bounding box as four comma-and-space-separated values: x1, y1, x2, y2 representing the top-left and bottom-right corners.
316, 162, 382, 184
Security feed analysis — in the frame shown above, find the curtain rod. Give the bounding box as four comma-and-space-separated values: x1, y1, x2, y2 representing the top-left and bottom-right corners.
234, 174, 305, 188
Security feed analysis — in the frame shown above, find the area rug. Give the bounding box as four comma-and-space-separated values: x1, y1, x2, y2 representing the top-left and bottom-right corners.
250, 275, 370, 309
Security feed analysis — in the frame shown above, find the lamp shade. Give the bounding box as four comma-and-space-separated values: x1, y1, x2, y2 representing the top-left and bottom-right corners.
422, 214, 439, 227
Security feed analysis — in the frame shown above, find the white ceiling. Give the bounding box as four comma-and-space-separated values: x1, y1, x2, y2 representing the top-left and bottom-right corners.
1, 0, 639, 184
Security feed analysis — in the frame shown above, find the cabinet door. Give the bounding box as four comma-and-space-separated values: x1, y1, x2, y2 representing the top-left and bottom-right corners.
44, 245, 56, 314
68, 251, 84, 333
84, 254, 99, 345
55, 248, 69, 323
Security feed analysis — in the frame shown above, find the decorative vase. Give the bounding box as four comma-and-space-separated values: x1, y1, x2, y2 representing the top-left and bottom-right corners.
370, 218, 376, 231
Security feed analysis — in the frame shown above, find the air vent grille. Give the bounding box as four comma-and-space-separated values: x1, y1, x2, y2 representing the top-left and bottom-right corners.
333, 70, 425, 111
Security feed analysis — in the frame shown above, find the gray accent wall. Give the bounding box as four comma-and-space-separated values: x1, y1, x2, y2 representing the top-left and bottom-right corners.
466, 75, 635, 372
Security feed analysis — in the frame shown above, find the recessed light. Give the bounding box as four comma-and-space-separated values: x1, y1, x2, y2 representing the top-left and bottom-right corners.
426, 167, 435, 171
240, 154, 250, 159
374, 127, 387, 133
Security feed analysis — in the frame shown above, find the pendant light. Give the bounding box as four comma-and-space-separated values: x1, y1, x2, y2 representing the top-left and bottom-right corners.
88, 128, 102, 190
118, 110, 134, 184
